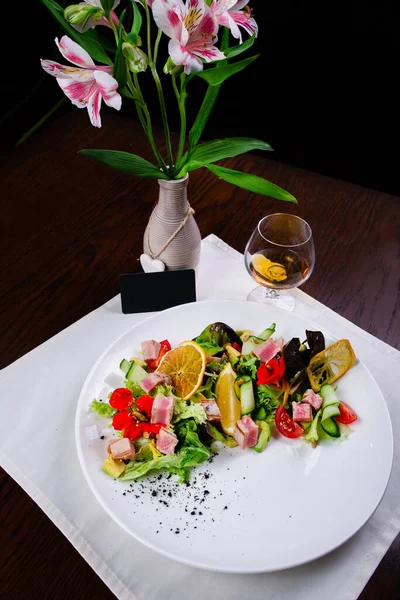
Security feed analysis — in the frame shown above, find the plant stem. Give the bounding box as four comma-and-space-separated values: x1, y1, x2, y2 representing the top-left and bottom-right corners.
131, 73, 168, 173
108, 7, 168, 174
144, 3, 174, 175
174, 73, 187, 169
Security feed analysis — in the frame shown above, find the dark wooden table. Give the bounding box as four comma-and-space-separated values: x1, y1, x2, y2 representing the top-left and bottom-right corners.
1, 110, 399, 599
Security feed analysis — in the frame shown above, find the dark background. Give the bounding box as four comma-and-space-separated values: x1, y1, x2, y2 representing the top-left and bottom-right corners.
2, 0, 399, 196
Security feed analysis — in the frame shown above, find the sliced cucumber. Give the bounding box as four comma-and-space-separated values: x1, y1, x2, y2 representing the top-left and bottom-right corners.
241, 335, 264, 356
257, 323, 276, 341
240, 380, 255, 415
320, 417, 340, 438
119, 359, 132, 375
321, 403, 340, 422
234, 374, 251, 399
126, 361, 148, 383
320, 384, 339, 408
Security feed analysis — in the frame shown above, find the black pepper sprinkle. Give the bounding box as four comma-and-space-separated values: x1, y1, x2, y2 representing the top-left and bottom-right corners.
223, 506, 228, 510
152, 491, 158, 497
100, 435, 105, 440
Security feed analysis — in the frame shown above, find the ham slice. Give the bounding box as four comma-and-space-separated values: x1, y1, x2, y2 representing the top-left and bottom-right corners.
141, 340, 161, 360
139, 372, 172, 393
151, 394, 174, 426
302, 389, 323, 410
109, 438, 135, 460
253, 339, 280, 362
233, 415, 259, 449
156, 428, 178, 455
200, 400, 221, 422
292, 402, 313, 422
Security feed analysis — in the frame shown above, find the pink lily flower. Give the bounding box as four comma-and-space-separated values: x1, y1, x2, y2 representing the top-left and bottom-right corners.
41, 36, 121, 128
152, 0, 225, 74
210, 0, 258, 42
65, 0, 120, 32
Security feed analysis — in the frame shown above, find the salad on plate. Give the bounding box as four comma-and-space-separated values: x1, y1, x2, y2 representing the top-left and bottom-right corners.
90, 321, 358, 483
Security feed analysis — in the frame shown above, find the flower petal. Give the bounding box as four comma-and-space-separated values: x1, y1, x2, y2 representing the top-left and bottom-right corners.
152, 0, 184, 41
57, 78, 95, 107
183, 0, 204, 38
87, 88, 102, 127
168, 38, 203, 74
212, 0, 237, 15
93, 70, 122, 110
56, 35, 95, 69
40, 59, 94, 81
229, 10, 258, 36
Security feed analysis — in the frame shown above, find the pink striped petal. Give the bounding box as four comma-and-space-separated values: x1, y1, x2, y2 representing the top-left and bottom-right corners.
93, 71, 122, 110
40, 59, 95, 81
229, 10, 258, 36
87, 89, 102, 127
168, 38, 203, 74
197, 10, 218, 37
56, 36, 95, 69
212, 0, 237, 14
152, 0, 184, 40
57, 78, 95, 107
183, 0, 205, 38
190, 41, 225, 63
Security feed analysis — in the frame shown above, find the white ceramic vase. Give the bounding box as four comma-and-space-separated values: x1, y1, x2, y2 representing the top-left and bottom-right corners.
143, 174, 201, 270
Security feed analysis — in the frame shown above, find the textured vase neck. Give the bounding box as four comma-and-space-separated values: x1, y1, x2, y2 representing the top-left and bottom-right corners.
157, 175, 189, 220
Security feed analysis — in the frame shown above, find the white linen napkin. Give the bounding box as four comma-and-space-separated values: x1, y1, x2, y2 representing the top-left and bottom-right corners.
1, 234, 399, 600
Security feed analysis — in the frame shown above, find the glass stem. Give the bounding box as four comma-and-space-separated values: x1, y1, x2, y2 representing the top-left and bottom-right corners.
265, 289, 280, 300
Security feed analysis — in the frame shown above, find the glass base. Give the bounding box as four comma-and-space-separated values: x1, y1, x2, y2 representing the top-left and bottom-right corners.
246, 286, 295, 311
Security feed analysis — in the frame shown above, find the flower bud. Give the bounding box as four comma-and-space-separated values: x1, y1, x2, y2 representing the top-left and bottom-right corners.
122, 42, 148, 73
163, 57, 183, 76
64, 5, 104, 31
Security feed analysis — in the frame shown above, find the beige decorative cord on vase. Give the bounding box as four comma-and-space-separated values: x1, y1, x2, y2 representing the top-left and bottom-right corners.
147, 205, 195, 259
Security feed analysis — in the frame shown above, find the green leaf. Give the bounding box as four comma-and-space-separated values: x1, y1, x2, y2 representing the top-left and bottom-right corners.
128, 0, 143, 44
195, 163, 297, 202
179, 137, 273, 175
113, 11, 127, 89
41, 0, 112, 65
79, 150, 170, 179
187, 85, 221, 156
189, 55, 259, 86
224, 33, 256, 59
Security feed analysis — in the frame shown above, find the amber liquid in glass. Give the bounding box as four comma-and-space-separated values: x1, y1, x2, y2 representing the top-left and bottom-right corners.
249, 248, 309, 289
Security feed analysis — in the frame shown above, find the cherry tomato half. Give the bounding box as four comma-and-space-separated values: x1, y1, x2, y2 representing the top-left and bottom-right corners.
146, 339, 171, 370
275, 405, 303, 438
335, 401, 358, 424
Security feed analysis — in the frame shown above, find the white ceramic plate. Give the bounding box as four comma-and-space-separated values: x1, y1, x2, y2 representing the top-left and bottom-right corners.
75, 301, 393, 573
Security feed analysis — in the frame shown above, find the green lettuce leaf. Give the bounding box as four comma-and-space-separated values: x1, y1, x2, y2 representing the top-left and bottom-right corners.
120, 445, 210, 482
173, 399, 207, 425
90, 399, 115, 418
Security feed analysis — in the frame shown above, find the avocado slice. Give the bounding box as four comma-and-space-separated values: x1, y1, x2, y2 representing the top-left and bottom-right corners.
103, 455, 126, 478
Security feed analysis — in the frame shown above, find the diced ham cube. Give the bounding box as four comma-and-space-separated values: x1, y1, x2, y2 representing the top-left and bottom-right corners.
302, 389, 323, 410
141, 340, 161, 360
233, 415, 259, 449
253, 339, 280, 362
139, 372, 172, 393
151, 395, 174, 426
109, 438, 136, 460
156, 428, 178, 455
292, 402, 313, 422
200, 400, 221, 422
